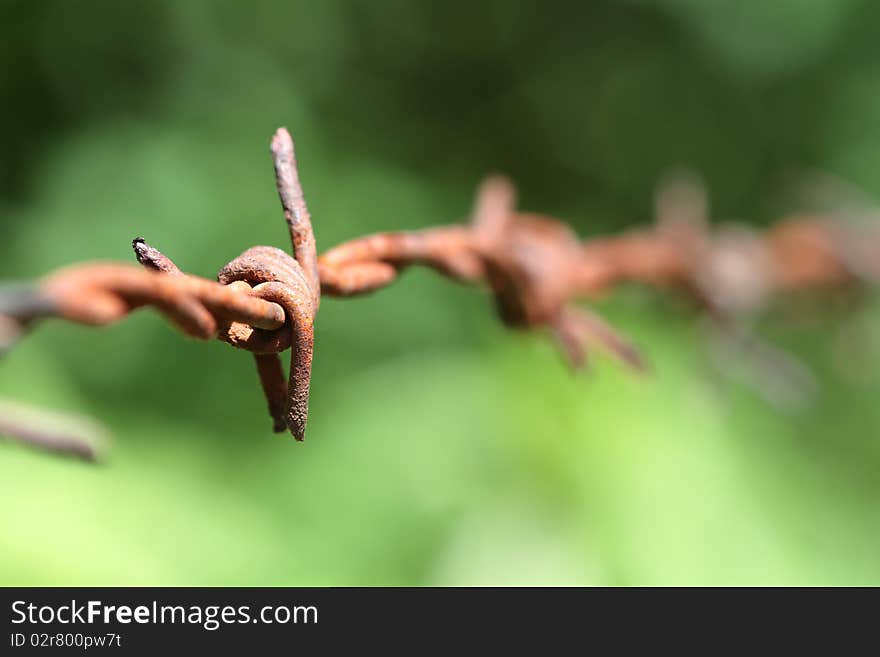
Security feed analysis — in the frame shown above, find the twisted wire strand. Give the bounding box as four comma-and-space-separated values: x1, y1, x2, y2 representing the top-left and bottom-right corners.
3, 129, 880, 455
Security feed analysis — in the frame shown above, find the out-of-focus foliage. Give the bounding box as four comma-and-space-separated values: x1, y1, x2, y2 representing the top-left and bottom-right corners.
2, 0, 880, 585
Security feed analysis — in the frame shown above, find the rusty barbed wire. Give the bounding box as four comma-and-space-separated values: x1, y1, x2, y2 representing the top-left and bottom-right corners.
2, 127, 880, 455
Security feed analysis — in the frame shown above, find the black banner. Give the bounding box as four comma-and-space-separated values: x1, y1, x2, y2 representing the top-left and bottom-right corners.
0, 586, 860, 651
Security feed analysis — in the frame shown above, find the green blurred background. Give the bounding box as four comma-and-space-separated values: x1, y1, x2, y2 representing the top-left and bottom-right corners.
2, 0, 880, 586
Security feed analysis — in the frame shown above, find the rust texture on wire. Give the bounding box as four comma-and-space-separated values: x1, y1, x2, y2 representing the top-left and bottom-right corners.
2, 128, 880, 451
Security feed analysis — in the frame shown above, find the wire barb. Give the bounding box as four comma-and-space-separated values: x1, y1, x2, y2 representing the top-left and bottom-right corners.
0, 398, 107, 462
271, 128, 321, 310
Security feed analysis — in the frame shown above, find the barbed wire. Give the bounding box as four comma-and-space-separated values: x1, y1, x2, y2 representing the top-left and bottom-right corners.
2, 128, 879, 457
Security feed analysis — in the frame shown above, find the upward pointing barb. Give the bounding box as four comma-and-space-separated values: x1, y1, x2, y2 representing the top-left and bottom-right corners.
271, 128, 320, 311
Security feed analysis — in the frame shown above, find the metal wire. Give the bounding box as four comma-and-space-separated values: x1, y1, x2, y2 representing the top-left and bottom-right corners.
3, 129, 879, 453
